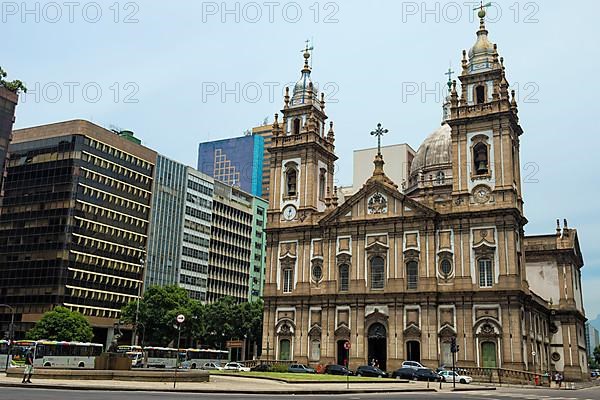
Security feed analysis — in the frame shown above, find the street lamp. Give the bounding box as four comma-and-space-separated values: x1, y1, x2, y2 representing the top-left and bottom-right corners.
1, 304, 16, 371
132, 252, 145, 346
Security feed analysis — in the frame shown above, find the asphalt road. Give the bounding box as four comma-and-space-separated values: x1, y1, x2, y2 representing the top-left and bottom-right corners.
1, 387, 600, 400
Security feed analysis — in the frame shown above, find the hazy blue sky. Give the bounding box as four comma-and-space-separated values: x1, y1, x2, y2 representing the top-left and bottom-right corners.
3, 1, 599, 317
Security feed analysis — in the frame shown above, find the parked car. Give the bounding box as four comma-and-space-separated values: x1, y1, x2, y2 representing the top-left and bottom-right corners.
438, 370, 472, 384
201, 362, 223, 371
391, 367, 417, 380
288, 364, 316, 373
401, 361, 426, 370
414, 368, 442, 382
223, 362, 250, 372
250, 363, 272, 372
324, 364, 353, 376
355, 365, 388, 378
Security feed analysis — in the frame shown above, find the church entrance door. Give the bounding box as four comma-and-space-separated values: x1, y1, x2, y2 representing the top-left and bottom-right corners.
406, 341, 421, 363
367, 323, 387, 371
481, 341, 497, 368
337, 340, 349, 366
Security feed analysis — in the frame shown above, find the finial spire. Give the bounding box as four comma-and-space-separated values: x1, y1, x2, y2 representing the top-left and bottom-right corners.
301, 40, 314, 72
474, 1, 491, 30
444, 65, 455, 93
370, 123, 388, 156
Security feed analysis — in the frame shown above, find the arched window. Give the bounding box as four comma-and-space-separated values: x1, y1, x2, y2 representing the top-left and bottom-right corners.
339, 264, 350, 292
279, 339, 291, 360
473, 142, 489, 175
475, 85, 486, 104
282, 266, 294, 293
370, 256, 385, 289
318, 168, 326, 200
292, 118, 301, 135
478, 258, 493, 288
285, 166, 298, 197
406, 261, 418, 289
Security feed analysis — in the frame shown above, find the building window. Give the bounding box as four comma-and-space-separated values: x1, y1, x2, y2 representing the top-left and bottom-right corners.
407, 261, 418, 289
475, 85, 485, 104
478, 258, 493, 288
285, 165, 298, 197
312, 263, 323, 282
440, 259, 452, 278
292, 118, 301, 135
282, 267, 293, 293
339, 264, 349, 292
436, 171, 445, 185
370, 256, 385, 289
473, 142, 489, 176
318, 168, 326, 201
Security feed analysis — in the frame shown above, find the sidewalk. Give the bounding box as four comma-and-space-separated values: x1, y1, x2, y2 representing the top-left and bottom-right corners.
0, 374, 443, 394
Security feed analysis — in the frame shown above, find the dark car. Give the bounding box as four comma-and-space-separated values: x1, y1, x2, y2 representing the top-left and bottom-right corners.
324, 364, 353, 376
288, 364, 316, 373
355, 365, 388, 378
414, 368, 442, 382
250, 364, 272, 372
391, 367, 417, 380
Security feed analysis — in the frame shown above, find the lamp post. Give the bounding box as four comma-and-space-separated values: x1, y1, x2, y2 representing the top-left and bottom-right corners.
132, 253, 145, 346
1, 304, 15, 371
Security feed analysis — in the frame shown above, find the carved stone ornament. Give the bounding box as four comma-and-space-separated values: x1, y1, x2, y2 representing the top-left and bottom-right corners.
368, 192, 388, 214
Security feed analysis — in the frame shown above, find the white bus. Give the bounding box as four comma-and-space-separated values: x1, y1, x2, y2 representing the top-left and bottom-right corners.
143, 347, 179, 368
32, 341, 103, 368
0, 340, 9, 370
182, 348, 229, 370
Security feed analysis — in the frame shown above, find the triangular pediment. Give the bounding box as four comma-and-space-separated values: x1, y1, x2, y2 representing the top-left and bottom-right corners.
320, 179, 437, 225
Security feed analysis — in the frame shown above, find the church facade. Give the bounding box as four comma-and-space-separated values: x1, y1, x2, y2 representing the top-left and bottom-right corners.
261, 12, 588, 380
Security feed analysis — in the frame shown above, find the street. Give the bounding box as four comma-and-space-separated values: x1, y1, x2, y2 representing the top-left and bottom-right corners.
1, 387, 600, 400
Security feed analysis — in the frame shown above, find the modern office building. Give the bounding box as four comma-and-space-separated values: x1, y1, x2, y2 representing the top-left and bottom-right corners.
0, 120, 156, 344
252, 124, 274, 200
197, 135, 264, 197
0, 86, 18, 198
207, 181, 267, 303
585, 322, 600, 359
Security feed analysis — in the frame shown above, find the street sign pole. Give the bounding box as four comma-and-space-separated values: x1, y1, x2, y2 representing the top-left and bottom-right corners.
173, 314, 185, 389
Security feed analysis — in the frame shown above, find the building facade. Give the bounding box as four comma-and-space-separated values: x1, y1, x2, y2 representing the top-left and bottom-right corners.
252, 124, 274, 200
146, 155, 213, 301
262, 13, 588, 380
0, 87, 18, 198
197, 135, 264, 197
585, 322, 599, 360
0, 120, 156, 344
208, 181, 267, 303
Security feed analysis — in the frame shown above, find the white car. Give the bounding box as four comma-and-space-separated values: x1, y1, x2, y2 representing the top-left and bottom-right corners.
201, 362, 223, 371
401, 361, 426, 370
223, 362, 250, 372
439, 370, 473, 384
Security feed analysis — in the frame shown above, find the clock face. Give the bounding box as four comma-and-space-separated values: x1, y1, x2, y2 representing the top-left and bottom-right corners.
283, 205, 297, 221
473, 185, 491, 204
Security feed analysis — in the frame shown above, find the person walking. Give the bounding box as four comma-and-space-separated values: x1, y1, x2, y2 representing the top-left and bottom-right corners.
22, 347, 33, 384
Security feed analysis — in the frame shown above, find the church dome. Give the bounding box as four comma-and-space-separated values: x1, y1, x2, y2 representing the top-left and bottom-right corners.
410, 123, 452, 176
291, 50, 319, 105
468, 11, 495, 71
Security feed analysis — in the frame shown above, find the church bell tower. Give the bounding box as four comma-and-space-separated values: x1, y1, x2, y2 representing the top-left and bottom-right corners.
267, 44, 338, 225
447, 6, 524, 212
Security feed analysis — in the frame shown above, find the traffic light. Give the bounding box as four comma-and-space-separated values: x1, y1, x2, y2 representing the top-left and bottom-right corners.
450, 337, 459, 353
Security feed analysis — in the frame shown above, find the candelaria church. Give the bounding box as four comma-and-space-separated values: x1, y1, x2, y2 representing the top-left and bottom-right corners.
261, 11, 588, 380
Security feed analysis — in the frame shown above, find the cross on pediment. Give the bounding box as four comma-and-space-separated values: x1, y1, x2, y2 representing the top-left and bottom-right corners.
370, 123, 389, 156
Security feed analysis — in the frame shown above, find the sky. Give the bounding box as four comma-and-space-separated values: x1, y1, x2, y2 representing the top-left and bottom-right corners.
3, 1, 599, 317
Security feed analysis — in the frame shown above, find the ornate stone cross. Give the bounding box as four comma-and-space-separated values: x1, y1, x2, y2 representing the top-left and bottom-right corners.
370, 123, 389, 156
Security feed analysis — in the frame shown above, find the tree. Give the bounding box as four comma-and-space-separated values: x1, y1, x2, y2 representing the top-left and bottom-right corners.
0, 66, 27, 94
26, 307, 93, 342
594, 344, 600, 365
121, 285, 200, 347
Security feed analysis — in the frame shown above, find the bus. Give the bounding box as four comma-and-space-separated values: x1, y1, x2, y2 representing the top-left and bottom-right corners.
181, 348, 229, 369
0, 340, 9, 370
143, 347, 179, 368
11, 340, 103, 368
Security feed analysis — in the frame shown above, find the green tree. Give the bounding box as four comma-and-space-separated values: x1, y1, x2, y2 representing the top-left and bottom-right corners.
594, 344, 600, 365
26, 307, 93, 342
0, 66, 27, 94
121, 285, 200, 347
203, 296, 238, 349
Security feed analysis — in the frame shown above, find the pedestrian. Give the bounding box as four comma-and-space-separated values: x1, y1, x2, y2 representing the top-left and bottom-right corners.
22, 347, 34, 384
557, 372, 563, 389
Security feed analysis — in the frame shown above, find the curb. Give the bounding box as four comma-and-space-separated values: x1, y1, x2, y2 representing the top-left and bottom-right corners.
452, 387, 497, 392
0, 382, 437, 394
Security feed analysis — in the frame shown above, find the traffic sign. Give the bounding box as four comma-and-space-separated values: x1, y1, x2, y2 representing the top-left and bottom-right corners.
176, 314, 185, 324
344, 341, 351, 350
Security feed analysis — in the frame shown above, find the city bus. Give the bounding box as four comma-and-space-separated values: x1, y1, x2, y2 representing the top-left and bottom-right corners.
0, 340, 9, 370
143, 346, 179, 368
11, 340, 103, 368
181, 348, 229, 369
